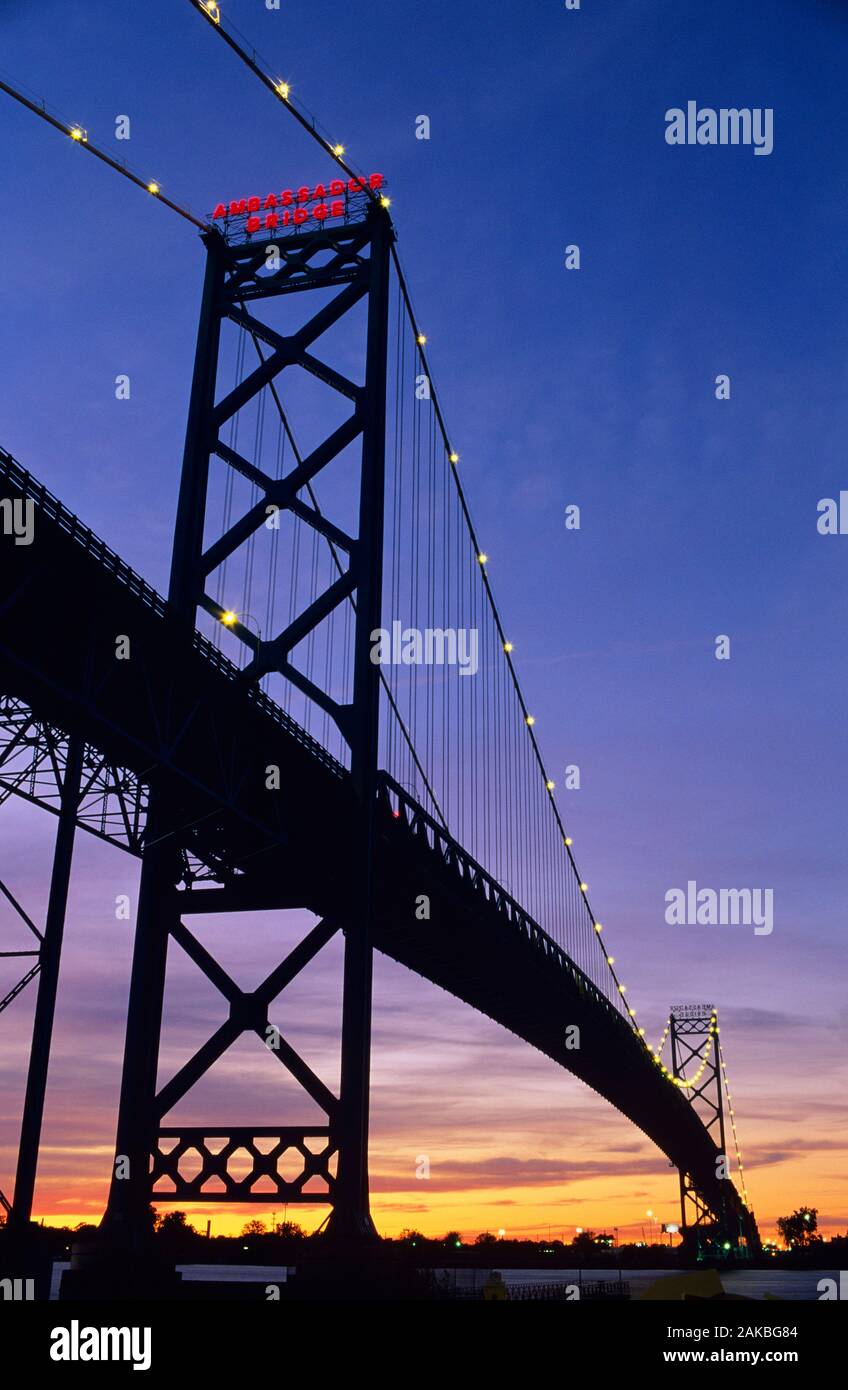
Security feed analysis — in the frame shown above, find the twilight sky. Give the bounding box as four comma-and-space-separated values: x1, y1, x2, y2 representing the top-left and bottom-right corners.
1, 0, 847, 1242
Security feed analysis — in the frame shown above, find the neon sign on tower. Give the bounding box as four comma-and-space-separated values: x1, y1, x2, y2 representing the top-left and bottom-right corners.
211, 172, 386, 235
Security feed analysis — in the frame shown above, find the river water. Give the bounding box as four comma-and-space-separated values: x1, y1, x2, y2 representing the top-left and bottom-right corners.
48, 1262, 837, 1301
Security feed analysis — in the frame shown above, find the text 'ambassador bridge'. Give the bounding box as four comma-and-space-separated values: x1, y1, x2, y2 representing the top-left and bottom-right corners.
0, 1, 757, 1280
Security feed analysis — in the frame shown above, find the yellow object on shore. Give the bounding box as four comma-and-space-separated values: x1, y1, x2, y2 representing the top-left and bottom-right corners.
636, 1269, 727, 1300
483, 1272, 508, 1301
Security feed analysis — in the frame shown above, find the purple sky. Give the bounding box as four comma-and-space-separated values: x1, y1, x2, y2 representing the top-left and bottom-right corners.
1, 0, 847, 1239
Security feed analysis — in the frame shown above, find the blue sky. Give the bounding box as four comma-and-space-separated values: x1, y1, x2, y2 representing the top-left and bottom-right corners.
1, 0, 846, 1238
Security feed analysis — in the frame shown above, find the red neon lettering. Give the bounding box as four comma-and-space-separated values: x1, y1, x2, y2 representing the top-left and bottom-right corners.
264, 212, 279, 229
215, 174, 388, 226
246, 216, 261, 233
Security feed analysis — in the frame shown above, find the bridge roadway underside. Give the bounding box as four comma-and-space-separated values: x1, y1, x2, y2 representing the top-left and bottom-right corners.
0, 472, 754, 1243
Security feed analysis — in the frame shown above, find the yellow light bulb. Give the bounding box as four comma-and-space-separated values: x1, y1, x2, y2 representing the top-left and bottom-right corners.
619, 984, 627, 993
580, 882, 588, 892
70, 127, 84, 141
221, 610, 237, 627
606, 955, 615, 965
277, 82, 290, 100
449, 452, 459, 464
565, 836, 573, 846
503, 640, 513, 652
525, 715, 535, 726
332, 144, 345, 157
417, 334, 427, 346
478, 553, 488, 565
546, 780, 555, 790
380, 195, 391, 208
593, 922, 601, 932
148, 182, 160, 195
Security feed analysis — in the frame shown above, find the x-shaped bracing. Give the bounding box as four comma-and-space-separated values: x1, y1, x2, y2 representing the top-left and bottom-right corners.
198, 269, 372, 744
154, 916, 340, 1122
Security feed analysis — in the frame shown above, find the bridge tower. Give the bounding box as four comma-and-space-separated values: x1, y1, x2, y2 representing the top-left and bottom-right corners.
669, 1003, 740, 1255
100, 202, 394, 1247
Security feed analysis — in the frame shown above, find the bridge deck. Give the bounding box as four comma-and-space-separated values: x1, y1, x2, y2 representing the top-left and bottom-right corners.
0, 448, 755, 1241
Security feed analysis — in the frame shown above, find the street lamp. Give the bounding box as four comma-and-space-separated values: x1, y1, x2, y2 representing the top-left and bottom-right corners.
217, 608, 262, 639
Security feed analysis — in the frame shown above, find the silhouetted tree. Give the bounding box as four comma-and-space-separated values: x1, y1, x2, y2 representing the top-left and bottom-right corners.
397, 1228, 425, 1245
572, 1230, 598, 1253
156, 1210, 193, 1236
274, 1220, 304, 1240
777, 1208, 818, 1248
241, 1219, 267, 1237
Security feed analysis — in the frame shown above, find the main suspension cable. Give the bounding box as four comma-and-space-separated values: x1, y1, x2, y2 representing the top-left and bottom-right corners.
182, 0, 643, 1031
0, 72, 209, 230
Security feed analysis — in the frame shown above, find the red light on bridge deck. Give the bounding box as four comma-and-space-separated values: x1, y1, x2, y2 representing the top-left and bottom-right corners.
392, 809, 401, 819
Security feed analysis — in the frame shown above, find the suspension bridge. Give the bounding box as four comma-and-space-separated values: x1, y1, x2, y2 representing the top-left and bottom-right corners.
0, 1, 758, 1284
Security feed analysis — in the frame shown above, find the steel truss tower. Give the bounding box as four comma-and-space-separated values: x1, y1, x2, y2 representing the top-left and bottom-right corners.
669, 1005, 735, 1249
101, 206, 393, 1245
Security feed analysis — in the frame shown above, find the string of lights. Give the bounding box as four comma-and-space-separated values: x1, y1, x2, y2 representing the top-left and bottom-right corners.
1, 6, 758, 1241
185, 0, 388, 208
718, 1023, 751, 1208
673, 1032, 713, 1091
182, 0, 647, 1032
652, 1020, 672, 1059
0, 73, 209, 230
2, 3, 697, 1043
648, 1011, 717, 1091
0, 61, 445, 831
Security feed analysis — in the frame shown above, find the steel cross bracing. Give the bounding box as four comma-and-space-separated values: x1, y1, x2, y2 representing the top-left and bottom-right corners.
98, 206, 394, 1243
0, 225, 758, 1252
669, 1008, 743, 1251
